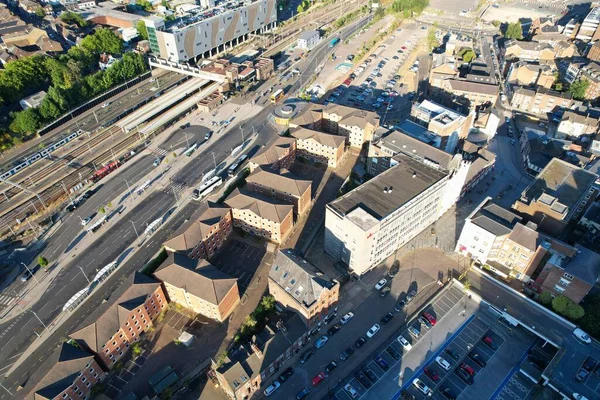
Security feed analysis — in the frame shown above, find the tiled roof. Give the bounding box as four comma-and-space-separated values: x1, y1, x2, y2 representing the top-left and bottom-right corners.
154, 253, 237, 306
448, 79, 498, 95
246, 167, 311, 197
248, 136, 295, 167
291, 127, 346, 148
163, 203, 230, 252
225, 188, 294, 223
468, 198, 522, 237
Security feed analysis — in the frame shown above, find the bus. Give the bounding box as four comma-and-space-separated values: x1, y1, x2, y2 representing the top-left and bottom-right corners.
192, 176, 222, 200
228, 155, 249, 177
270, 88, 284, 104
329, 37, 340, 48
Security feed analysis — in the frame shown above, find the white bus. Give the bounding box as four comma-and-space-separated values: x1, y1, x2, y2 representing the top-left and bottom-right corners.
192, 176, 222, 200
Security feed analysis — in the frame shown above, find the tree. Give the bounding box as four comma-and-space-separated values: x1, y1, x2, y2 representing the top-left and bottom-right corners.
137, 0, 153, 11
539, 291, 553, 306
261, 295, 275, 312
38, 256, 49, 268
98, 206, 106, 214
35, 7, 45, 19
491, 20, 501, 28
505, 22, 523, 39
565, 303, 585, 320
569, 79, 590, 100
459, 48, 476, 63
82, 28, 124, 55
10, 108, 41, 134
427, 29, 440, 51
297, 4, 304, 13
580, 293, 600, 340
552, 295, 570, 315
136, 21, 149, 40
60, 11, 88, 27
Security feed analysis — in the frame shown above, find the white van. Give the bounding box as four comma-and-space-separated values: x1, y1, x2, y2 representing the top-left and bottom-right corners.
573, 328, 591, 344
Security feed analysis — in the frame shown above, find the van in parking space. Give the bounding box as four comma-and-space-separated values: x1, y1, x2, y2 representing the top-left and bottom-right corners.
408, 325, 420, 338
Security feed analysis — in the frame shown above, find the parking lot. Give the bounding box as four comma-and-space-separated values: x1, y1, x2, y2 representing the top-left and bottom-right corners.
211, 239, 267, 289
328, 284, 541, 400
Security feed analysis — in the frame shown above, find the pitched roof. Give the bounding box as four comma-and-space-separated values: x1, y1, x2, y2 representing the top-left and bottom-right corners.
324, 103, 380, 128
468, 198, 522, 237
154, 253, 237, 306
248, 136, 295, 167
269, 249, 337, 311
225, 188, 294, 223
291, 127, 346, 148
33, 343, 95, 400
290, 103, 324, 127
448, 79, 498, 95
246, 167, 311, 197
560, 110, 599, 127
69, 273, 161, 353
163, 203, 231, 252
505, 39, 553, 52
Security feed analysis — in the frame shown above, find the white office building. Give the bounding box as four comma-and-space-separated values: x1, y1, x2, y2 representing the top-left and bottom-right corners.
577, 7, 600, 41
324, 153, 449, 275
297, 30, 319, 50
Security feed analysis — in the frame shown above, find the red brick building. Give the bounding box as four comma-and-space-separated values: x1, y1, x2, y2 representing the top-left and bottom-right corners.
248, 136, 297, 172
29, 342, 105, 400
163, 203, 233, 260
69, 273, 166, 368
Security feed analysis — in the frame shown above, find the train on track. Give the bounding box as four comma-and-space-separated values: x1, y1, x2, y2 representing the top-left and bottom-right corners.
0, 129, 86, 181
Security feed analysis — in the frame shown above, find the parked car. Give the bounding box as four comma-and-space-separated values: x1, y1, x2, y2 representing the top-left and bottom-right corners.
469, 352, 486, 367
422, 312, 437, 326
575, 367, 589, 382
436, 356, 451, 371
340, 347, 354, 361
312, 372, 327, 386
355, 372, 372, 389
455, 367, 473, 384
340, 312, 354, 325
573, 328, 592, 344
387, 347, 401, 360
380, 287, 391, 297
315, 336, 329, 349
362, 368, 376, 382
408, 325, 420, 338
375, 280, 388, 291
445, 348, 460, 360
424, 366, 439, 381
355, 337, 367, 348
296, 388, 310, 399
299, 350, 313, 364
380, 312, 394, 325
461, 362, 476, 376
279, 367, 294, 382
375, 355, 389, 370
367, 324, 381, 338
394, 300, 407, 312
327, 324, 341, 336
326, 361, 338, 373
412, 378, 431, 395
398, 335, 412, 350
264, 381, 281, 396
344, 384, 359, 398
406, 290, 416, 302
419, 315, 432, 329
483, 336, 497, 349
440, 386, 456, 400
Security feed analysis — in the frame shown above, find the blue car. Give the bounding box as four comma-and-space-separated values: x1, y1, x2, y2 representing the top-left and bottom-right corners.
315, 335, 329, 349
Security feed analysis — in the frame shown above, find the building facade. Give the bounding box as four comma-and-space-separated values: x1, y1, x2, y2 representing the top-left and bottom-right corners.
556, 110, 599, 139
144, 0, 277, 62
291, 127, 346, 168
248, 136, 296, 172
154, 254, 240, 322
324, 154, 449, 275
297, 30, 319, 50
268, 249, 339, 327
510, 86, 574, 115
225, 189, 294, 243
580, 62, 600, 99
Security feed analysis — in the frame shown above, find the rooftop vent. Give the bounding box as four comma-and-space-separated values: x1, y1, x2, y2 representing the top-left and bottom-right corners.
412, 172, 417, 178
383, 186, 389, 193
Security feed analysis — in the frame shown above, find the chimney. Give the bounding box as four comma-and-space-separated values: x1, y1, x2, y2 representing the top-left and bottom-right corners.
250, 342, 263, 359
412, 172, 417, 178
383, 186, 389, 193
388, 186, 393, 193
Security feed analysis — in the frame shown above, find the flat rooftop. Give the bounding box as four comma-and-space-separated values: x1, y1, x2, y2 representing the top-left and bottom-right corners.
165, 0, 260, 33
327, 153, 447, 221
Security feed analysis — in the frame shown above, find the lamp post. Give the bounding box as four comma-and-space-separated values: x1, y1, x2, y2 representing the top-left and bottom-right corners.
20, 262, 40, 285
130, 221, 140, 240
78, 266, 91, 284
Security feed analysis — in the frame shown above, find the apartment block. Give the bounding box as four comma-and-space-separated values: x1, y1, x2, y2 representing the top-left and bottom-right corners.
580, 62, 600, 99
154, 253, 240, 322
588, 41, 600, 63
291, 127, 346, 168
246, 167, 312, 217
29, 343, 105, 400
513, 158, 598, 236
576, 7, 600, 41
556, 110, 599, 139
509, 86, 574, 115
432, 79, 498, 109
163, 203, 232, 260
225, 189, 294, 244
69, 273, 166, 369
268, 249, 339, 327
504, 40, 555, 63
248, 136, 296, 172
143, 0, 277, 62
324, 153, 448, 275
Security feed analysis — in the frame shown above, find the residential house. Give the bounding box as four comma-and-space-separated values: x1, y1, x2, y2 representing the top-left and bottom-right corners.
556, 110, 599, 139
504, 40, 555, 63
509, 86, 574, 115
507, 62, 556, 89
429, 60, 458, 96
268, 249, 339, 327
578, 201, 600, 237
534, 245, 600, 303
248, 136, 296, 172
576, 7, 600, 41
245, 167, 312, 217
437, 79, 499, 108
224, 188, 294, 244
69, 273, 166, 368
29, 343, 105, 400
513, 158, 598, 236
579, 62, 600, 100
163, 203, 232, 260
553, 40, 577, 59
588, 41, 600, 63
290, 127, 346, 168
154, 253, 240, 322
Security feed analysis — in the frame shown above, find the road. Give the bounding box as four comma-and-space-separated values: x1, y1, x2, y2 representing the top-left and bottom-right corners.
0, 15, 374, 398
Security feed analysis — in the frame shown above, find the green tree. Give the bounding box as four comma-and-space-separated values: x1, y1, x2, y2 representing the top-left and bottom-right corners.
82, 28, 124, 55
60, 11, 88, 27
38, 256, 49, 268
261, 295, 275, 312
552, 295, 570, 315
137, 0, 153, 11
491, 20, 501, 28
131, 342, 143, 357
427, 29, 440, 51
539, 291, 553, 306
569, 79, 590, 100
390, 0, 429, 18
566, 303, 585, 320
580, 293, 600, 340
136, 21, 149, 40
98, 206, 106, 214
10, 108, 41, 134
459, 48, 476, 63
297, 4, 304, 13
505, 22, 523, 39
35, 7, 45, 19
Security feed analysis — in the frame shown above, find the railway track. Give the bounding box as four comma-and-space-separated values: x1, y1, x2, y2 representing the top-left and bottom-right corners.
0, 126, 121, 211
0, 130, 143, 233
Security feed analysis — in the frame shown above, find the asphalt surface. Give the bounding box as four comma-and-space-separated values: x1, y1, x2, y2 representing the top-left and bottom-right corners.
0, 15, 374, 398
0, 72, 183, 172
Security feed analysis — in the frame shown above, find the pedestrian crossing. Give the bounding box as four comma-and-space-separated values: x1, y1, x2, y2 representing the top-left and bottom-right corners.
0, 293, 15, 307
153, 148, 169, 157
163, 182, 187, 196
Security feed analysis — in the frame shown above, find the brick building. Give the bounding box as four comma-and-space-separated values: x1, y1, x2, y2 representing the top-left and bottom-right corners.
248, 136, 296, 172
588, 41, 600, 63
154, 253, 240, 322
29, 342, 105, 400
224, 189, 294, 244
163, 203, 232, 260
245, 167, 312, 217
290, 127, 346, 168
509, 86, 574, 115
504, 40, 555, 63
69, 273, 166, 368
268, 249, 339, 327
579, 62, 600, 99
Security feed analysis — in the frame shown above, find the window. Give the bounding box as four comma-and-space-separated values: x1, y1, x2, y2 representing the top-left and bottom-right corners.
559, 278, 571, 287
554, 285, 565, 294
82, 377, 86, 382
563, 272, 574, 281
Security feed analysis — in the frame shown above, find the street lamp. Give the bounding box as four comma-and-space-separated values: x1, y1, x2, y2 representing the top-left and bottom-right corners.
130, 221, 140, 240
31, 310, 49, 332
20, 262, 41, 285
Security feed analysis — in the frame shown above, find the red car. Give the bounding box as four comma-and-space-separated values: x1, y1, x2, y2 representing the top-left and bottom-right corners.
422, 312, 437, 326
460, 362, 475, 376
401, 46, 407, 50
423, 366, 439, 381
312, 372, 327, 387
483, 336, 497, 349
